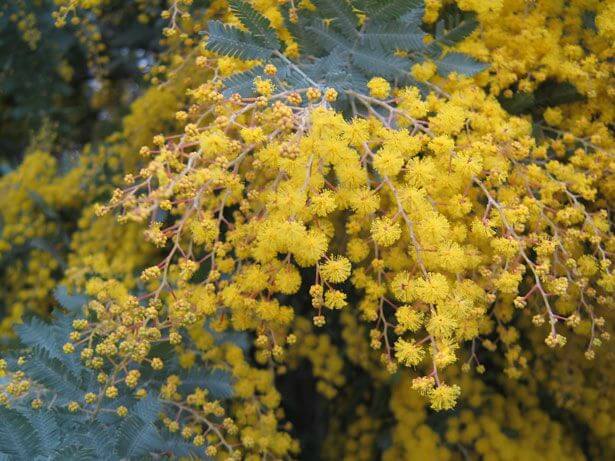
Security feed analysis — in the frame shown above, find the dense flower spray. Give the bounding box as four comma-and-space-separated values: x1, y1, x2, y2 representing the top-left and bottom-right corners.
0, 0, 612, 459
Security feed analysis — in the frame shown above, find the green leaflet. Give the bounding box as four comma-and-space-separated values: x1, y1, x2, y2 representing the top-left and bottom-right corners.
363, 22, 426, 51
51, 446, 98, 461
351, 45, 410, 79
114, 415, 163, 459
22, 409, 60, 453
366, 0, 423, 21
179, 367, 235, 400
207, 0, 488, 106
228, 0, 281, 49
311, 0, 359, 40
426, 10, 479, 56
23, 347, 85, 400
436, 52, 488, 77
0, 407, 43, 460
53, 285, 88, 313
206, 20, 274, 60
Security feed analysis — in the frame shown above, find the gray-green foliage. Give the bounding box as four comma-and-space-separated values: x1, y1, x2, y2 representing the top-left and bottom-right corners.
204, 0, 487, 105
0, 288, 236, 460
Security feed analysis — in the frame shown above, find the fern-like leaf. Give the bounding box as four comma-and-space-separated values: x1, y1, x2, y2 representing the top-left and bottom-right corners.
115, 415, 163, 459
400, 6, 425, 25
366, 0, 422, 20
53, 285, 88, 313
228, 0, 280, 49
205, 20, 274, 60
306, 21, 353, 53
179, 368, 234, 400
15, 317, 62, 359
311, 0, 359, 40
427, 14, 478, 56
351, 46, 410, 79
23, 409, 61, 453
0, 407, 43, 460
222, 67, 264, 97
363, 22, 425, 51
435, 52, 487, 76
132, 394, 162, 424
23, 347, 85, 399
51, 446, 97, 461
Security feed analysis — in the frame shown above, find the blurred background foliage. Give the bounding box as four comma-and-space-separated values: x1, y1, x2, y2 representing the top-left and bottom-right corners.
0, 0, 165, 166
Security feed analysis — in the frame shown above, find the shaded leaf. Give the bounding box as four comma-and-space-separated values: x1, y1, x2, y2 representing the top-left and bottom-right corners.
363, 22, 425, 51
53, 285, 88, 313
0, 407, 42, 460
228, 0, 280, 49
115, 415, 163, 459
311, 0, 359, 39
366, 0, 423, 21
436, 52, 487, 76
205, 20, 274, 60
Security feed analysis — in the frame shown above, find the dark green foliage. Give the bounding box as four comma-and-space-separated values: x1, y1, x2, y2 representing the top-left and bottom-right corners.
499, 81, 585, 116
0, 0, 165, 165
204, 0, 488, 108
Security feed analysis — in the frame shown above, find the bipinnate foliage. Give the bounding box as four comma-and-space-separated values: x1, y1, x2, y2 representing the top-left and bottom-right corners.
0, 289, 233, 460
207, 0, 486, 105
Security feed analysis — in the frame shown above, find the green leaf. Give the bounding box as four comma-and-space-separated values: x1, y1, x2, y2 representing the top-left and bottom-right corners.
534, 82, 584, 107
499, 92, 535, 115
311, 0, 359, 39
400, 6, 425, 25
351, 46, 410, 79
23, 347, 85, 399
64, 420, 115, 460
436, 52, 487, 76
115, 415, 163, 459
366, 0, 423, 20
159, 435, 206, 459
363, 22, 425, 51
306, 21, 353, 53
222, 67, 264, 97
51, 445, 97, 461
582, 10, 597, 31
205, 20, 274, 60
23, 409, 61, 453
15, 317, 62, 359
27, 190, 60, 221
0, 407, 43, 459
228, 0, 280, 50
53, 285, 88, 313
282, 9, 326, 56
179, 368, 234, 400
427, 14, 478, 56
132, 394, 162, 424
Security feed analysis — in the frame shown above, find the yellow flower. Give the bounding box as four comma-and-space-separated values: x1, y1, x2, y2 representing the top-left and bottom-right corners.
428, 383, 461, 411
320, 256, 352, 283
394, 339, 424, 366
367, 77, 391, 99
371, 217, 402, 247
